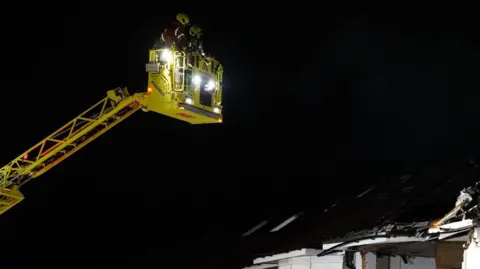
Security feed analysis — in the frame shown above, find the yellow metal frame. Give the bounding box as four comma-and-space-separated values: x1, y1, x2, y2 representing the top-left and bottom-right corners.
0, 88, 147, 214
146, 48, 223, 124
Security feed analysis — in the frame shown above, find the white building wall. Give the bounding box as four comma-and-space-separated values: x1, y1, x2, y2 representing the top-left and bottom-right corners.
276, 254, 344, 269
462, 227, 480, 269
311, 254, 344, 269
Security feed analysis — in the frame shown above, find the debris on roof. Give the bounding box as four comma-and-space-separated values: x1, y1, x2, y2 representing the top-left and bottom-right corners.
317, 180, 479, 257
236, 159, 479, 265
270, 213, 303, 232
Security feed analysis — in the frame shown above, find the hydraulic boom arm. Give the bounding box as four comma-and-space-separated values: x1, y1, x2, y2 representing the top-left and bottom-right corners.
0, 42, 224, 216
0, 88, 147, 214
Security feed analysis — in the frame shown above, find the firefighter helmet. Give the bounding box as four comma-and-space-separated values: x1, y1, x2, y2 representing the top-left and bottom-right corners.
190, 25, 202, 37
176, 13, 190, 25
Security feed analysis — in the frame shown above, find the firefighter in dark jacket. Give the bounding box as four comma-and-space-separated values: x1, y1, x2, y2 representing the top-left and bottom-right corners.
154, 13, 190, 49
189, 25, 204, 55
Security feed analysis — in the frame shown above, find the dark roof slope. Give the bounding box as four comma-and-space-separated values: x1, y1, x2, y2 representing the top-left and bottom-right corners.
232, 159, 479, 265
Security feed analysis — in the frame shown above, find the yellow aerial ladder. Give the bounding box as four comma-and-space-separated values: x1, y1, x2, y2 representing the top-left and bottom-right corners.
0, 45, 223, 215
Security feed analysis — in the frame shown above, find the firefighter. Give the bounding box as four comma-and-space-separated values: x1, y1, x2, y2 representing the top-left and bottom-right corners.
154, 13, 190, 49
189, 25, 204, 55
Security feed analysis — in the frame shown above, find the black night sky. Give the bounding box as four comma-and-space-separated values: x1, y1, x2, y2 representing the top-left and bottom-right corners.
1, 7, 479, 268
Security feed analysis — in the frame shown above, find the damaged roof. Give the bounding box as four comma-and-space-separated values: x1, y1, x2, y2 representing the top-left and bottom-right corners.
232, 159, 479, 264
